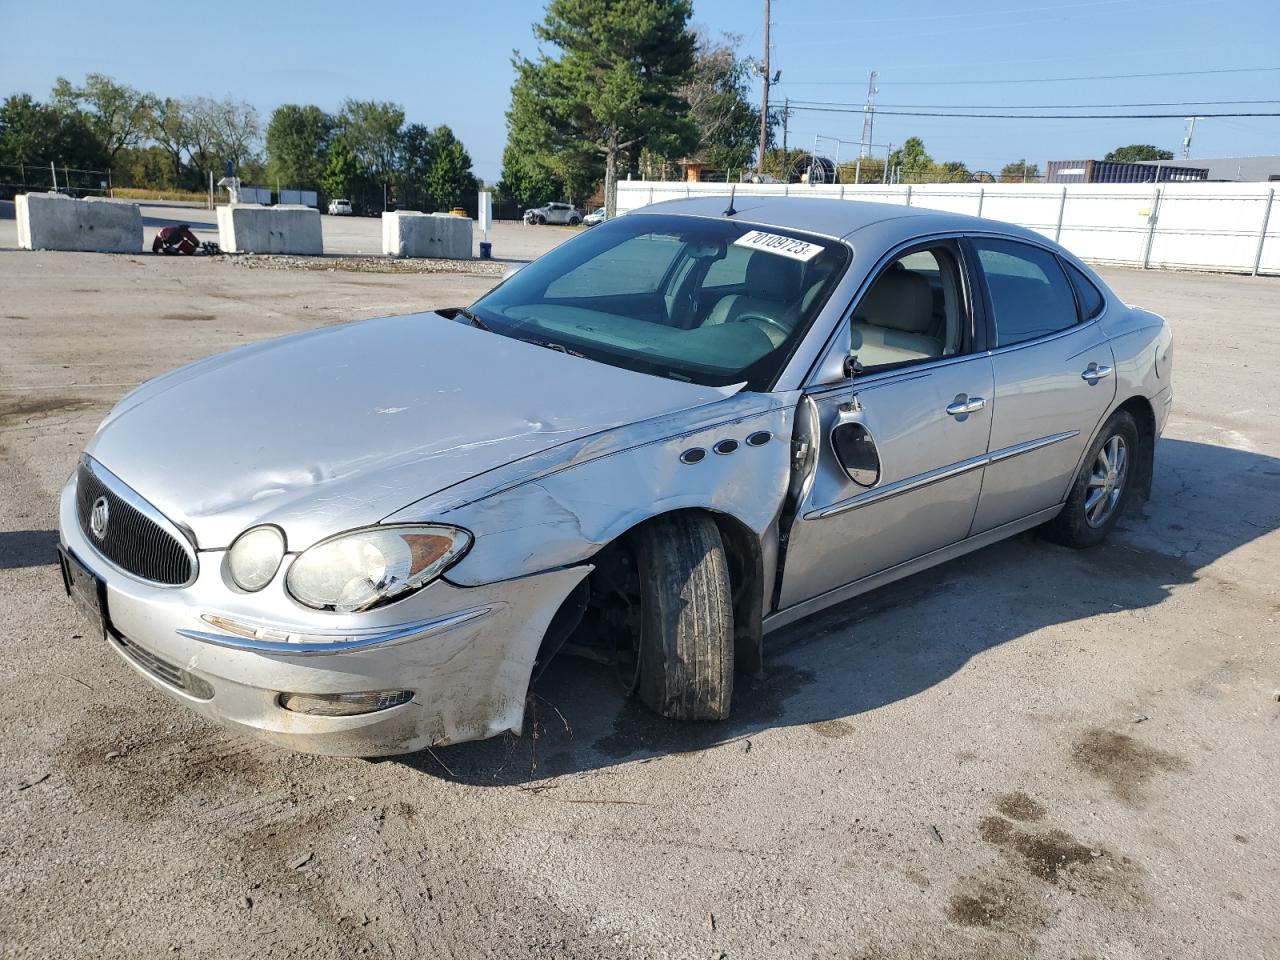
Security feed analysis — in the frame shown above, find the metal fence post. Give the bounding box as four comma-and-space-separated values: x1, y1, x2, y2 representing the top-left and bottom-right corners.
905, 184, 913, 207
1141, 186, 1163, 270
649, 186, 655, 205
1252, 188, 1275, 276
839, 184, 846, 201
977, 187, 985, 218
1054, 187, 1068, 242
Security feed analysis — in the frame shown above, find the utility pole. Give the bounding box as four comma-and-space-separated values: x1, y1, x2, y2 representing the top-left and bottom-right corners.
757, 0, 771, 174
1182, 116, 1198, 160
778, 96, 788, 166
860, 70, 878, 158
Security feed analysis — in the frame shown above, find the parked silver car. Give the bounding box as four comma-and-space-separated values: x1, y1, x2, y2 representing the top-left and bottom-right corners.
57, 197, 1172, 757
524, 201, 581, 226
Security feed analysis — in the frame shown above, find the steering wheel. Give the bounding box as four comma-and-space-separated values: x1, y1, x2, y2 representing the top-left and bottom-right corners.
728, 312, 790, 337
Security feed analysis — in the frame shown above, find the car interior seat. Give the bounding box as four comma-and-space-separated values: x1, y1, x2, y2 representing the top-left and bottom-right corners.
701, 252, 805, 347
851, 268, 943, 366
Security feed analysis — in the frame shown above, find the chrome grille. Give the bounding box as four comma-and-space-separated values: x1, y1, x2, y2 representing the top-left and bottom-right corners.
76, 458, 195, 586
114, 634, 213, 700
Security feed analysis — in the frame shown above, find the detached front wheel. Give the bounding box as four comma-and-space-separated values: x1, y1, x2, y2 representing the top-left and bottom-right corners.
632, 514, 734, 721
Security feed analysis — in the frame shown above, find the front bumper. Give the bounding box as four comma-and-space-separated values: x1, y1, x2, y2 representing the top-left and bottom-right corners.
58, 475, 589, 757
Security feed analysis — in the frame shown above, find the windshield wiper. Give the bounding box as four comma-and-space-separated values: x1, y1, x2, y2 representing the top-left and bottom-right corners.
452, 307, 490, 331
520, 337, 586, 358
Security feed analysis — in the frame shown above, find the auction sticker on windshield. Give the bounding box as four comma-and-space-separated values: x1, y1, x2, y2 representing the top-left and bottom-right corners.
732, 230, 824, 262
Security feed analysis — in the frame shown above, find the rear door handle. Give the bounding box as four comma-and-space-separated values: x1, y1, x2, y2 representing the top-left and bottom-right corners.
1081, 363, 1113, 382
946, 396, 986, 417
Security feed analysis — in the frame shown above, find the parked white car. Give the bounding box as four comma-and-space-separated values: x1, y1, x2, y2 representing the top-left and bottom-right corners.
327, 198, 352, 216
524, 202, 581, 226
583, 206, 606, 227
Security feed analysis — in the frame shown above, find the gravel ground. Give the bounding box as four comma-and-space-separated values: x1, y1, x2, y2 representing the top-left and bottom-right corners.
0, 249, 1277, 960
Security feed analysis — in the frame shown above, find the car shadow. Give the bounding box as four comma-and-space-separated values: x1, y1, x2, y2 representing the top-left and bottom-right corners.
0, 530, 60, 569
390, 437, 1279, 784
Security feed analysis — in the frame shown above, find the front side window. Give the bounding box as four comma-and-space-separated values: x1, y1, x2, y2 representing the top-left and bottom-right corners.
471, 214, 850, 390
850, 246, 967, 369
973, 238, 1079, 347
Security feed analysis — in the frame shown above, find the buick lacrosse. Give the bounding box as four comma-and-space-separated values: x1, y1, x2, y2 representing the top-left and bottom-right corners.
58, 197, 1173, 756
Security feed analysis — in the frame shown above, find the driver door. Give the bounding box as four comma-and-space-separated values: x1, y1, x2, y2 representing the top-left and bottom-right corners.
777, 241, 995, 610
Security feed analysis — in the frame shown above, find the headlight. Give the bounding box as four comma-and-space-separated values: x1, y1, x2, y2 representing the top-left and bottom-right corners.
286, 524, 471, 613
227, 525, 286, 592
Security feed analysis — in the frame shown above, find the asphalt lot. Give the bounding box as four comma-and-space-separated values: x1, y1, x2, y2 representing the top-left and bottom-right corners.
0, 239, 1277, 959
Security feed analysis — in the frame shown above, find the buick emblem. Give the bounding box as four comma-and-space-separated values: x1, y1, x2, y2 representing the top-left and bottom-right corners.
89, 496, 110, 540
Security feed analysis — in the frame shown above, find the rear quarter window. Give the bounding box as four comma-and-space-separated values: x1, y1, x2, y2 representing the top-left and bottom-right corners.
1064, 261, 1106, 320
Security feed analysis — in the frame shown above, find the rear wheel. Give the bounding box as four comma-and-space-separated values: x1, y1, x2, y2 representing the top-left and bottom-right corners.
1043, 409, 1138, 548
535, 214, 546, 225
569, 215, 581, 226
633, 514, 734, 720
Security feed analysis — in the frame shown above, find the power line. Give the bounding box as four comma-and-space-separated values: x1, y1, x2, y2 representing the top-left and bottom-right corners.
790, 99, 1280, 110
789, 105, 1280, 119
781, 65, 1280, 87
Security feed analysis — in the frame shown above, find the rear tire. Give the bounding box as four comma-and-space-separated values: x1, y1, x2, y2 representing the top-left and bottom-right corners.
535, 214, 546, 225
569, 216, 581, 226
1042, 409, 1139, 548
634, 514, 734, 720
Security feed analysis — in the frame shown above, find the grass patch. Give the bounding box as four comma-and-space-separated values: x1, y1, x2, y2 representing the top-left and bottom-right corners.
111, 187, 208, 203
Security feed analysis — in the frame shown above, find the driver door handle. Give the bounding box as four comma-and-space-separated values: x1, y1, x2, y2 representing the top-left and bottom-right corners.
946, 396, 986, 416
1081, 363, 1113, 381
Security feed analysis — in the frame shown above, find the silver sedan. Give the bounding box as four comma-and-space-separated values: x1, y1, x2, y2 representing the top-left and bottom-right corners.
56, 197, 1173, 756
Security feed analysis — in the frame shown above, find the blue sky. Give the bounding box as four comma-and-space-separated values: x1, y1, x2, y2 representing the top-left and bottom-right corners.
2, 0, 1277, 182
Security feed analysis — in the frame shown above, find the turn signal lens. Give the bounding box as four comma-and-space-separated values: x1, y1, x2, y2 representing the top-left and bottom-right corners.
227, 525, 286, 592
277, 690, 413, 717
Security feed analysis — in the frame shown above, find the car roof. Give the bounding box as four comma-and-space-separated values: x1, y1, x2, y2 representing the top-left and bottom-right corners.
628, 195, 1051, 248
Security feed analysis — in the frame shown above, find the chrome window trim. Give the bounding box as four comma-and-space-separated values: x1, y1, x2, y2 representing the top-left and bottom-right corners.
78, 454, 200, 589
803, 430, 1079, 521
177, 604, 497, 657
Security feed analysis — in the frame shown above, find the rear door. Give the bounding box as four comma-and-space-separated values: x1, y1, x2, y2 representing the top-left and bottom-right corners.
967, 237, 1116, 534
777, 240, 995, 609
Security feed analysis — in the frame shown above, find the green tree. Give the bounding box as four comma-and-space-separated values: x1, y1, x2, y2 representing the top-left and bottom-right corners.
887, 137, 933, 179
999, 159, 1040, 182
1105, 144, 1174, 163
266, 104, 335, 189
51, 73, 157, 163
0, 93, 106, 169
423, 125, 478, 209
320, 138, 362, 205
936, 160, 971, 182
149, 98, 197, 187
337, 99, 404, 182
681, 31, 760, 173
508, 0, 699, 217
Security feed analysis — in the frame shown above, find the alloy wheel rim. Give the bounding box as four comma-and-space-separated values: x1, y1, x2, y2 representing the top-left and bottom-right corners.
1084, 434, 1128, 528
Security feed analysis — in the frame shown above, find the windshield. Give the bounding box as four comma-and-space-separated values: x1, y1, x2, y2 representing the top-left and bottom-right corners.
469, 213, 849, 390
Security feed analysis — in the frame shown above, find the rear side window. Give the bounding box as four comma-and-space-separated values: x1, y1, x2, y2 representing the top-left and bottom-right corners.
1064, 261, 1105, 320
973, 238, 1079, 347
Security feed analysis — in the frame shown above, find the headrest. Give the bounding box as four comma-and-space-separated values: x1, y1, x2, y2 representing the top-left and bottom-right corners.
745, 252, 804, 301
857, 269, 934, 334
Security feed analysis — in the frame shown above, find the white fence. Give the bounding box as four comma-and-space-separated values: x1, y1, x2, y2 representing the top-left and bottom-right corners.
616, 180, 1280, 277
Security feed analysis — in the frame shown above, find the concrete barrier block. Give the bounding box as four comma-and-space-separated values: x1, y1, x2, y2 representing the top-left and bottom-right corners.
382, 211, 472, 259
216, 204, 322, 255
15, 193, 143, 253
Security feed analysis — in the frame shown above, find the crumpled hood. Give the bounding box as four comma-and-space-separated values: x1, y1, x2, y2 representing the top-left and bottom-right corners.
87, 312, 737, 550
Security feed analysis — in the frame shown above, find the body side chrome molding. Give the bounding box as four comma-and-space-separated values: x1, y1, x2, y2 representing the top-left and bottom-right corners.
803, 430, 1078, 521
177, 604, 497, 657
765, 504, 1064, 633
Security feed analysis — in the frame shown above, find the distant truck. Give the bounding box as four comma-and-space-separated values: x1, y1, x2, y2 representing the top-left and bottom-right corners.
523, 202, 581, 226
327, 198, 353, 216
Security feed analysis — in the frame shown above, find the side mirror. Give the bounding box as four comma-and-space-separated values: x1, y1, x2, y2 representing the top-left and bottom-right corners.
831, 420, 881, 487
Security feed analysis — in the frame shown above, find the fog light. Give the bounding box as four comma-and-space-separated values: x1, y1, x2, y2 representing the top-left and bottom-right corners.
277, 690, 413, 717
